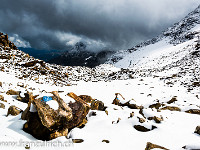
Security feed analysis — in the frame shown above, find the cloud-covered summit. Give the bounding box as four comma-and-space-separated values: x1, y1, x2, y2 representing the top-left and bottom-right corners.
0, 0, 199, 51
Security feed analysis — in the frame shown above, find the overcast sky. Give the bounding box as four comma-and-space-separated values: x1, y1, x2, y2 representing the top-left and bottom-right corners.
0, 0, 200, 52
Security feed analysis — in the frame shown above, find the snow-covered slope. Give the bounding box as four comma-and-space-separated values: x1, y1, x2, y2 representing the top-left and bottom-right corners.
106, 5, 200, 68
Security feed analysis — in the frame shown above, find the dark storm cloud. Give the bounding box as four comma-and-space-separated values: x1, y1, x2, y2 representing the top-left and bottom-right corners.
0, 0, 199, 51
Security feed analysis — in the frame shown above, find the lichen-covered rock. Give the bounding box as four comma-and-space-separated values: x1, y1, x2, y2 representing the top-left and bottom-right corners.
194, 126, 200, 135
0, 103, 5, 109
6, 89, 19, 95
145, 142, 169, 150
91, 100, 105, 111
7, 105, 22, 116
185, 109, 200, 115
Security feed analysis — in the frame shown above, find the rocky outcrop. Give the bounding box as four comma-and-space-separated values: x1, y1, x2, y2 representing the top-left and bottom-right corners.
0, 32, 17, 50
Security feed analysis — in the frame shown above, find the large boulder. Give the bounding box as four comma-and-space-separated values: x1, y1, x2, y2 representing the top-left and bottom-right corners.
23, 91, 90, 140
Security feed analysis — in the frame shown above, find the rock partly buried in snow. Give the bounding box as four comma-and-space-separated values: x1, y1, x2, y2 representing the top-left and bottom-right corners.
6, 89, 19, 95
167, 97, 177, 104
112, 93, 143, 109
138, 117, 146, 123
149, 103, 162, 109
7, 105, 22, 116
0, 103, 5, 109
194, 126, 200, 135
0, 82, 2, 87
91, 100, 105, 111
0, 95, 7, 102
160, 106, 181, 111
17, 92, 31, 103
23, 91, 90, 140
185, 109, 200, 115
134, 125, 157, 132
102, 140, 110, 143
148, 116, 163, 123
145, 142, 169, 150
72, 139, 84, 143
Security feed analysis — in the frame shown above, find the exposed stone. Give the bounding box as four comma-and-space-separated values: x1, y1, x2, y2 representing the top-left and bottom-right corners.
134, 125, 157, 132
145, 142, 169, 150
102, 140, 110, 143
78, 95, 94, 103
148, 116, 163, 123
194, 126, 200, 135
138, 117, 146, 123
23, 112, 51, 140
49, 128, 68, 140
0, 95, 7, 102
185, 109, 200, 115
105, 110, 108, 115
6, 89, 19, 95
130, 112, 135, 118
17, 92, 31, 103
0, 103, 5, 109
167, 97, 177, 104
160, 106, 181, 111
89, 111, 97, 117
149, 103, 162, 109
72, 139, 84, 143
7, 105, 22, 116
0, 82, 2, 87
22, 60, 45, 68
91, 100, 105, 111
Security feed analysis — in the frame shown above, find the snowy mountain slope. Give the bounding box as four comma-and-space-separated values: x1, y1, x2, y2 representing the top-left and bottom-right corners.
106, 5, 200, 68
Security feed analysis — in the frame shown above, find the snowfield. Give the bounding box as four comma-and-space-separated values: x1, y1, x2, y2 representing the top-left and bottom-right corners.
1, 5, 200, 150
